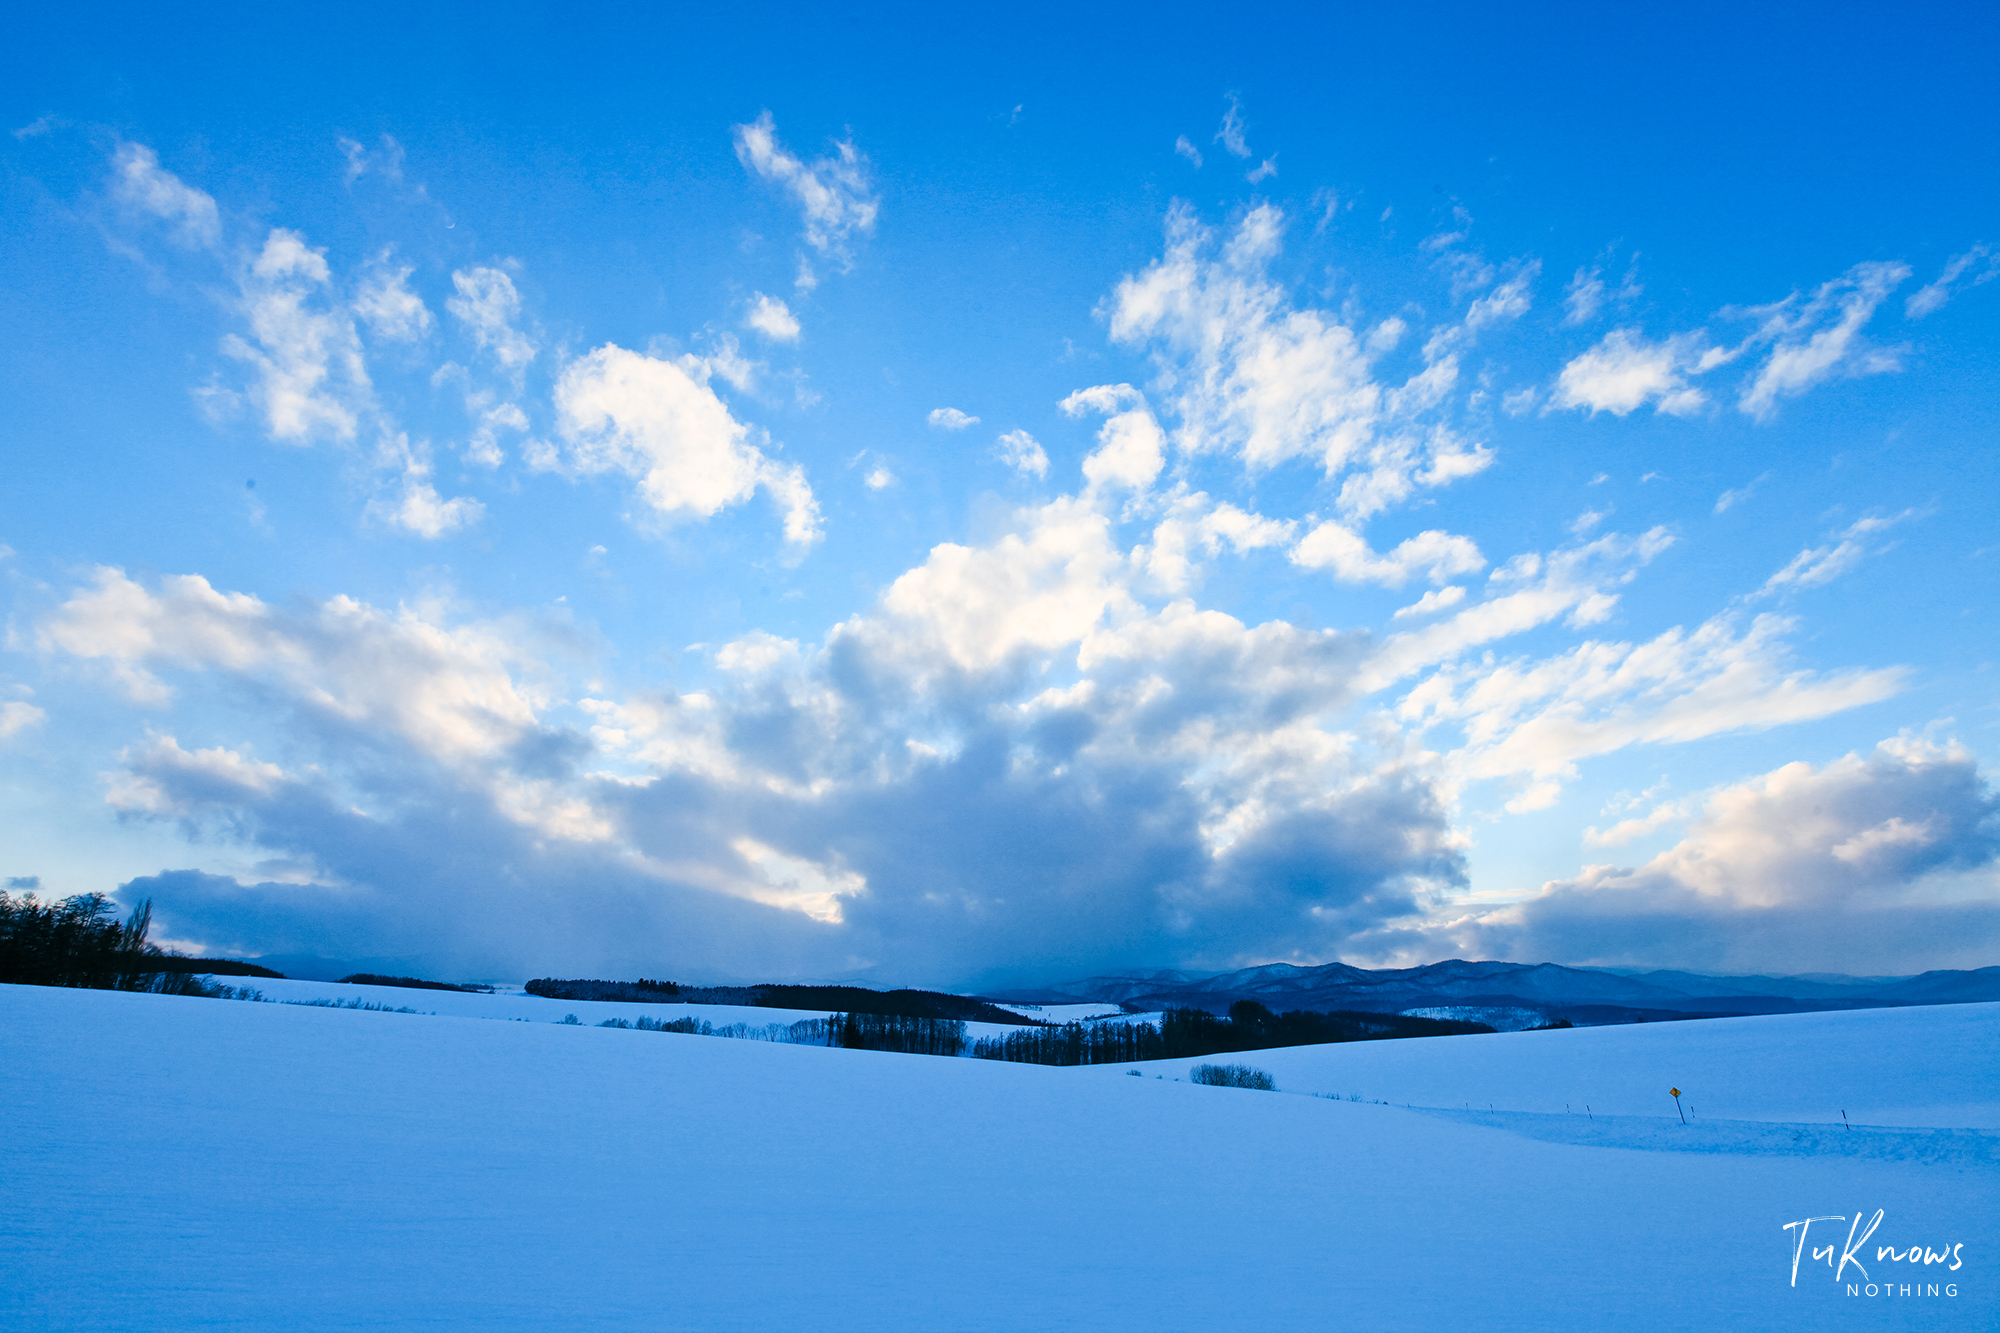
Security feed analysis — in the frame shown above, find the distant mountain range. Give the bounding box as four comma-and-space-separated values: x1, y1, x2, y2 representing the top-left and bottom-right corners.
988, 960, 2000, 1027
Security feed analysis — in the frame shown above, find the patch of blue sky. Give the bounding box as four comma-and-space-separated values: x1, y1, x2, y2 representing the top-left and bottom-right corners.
1, 1, 1996, 985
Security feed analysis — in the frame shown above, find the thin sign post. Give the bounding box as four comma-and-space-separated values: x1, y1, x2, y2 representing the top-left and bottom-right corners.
1670, 1087, 1685, 1124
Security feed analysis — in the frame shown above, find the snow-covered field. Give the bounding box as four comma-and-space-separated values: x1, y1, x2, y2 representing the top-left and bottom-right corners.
3, 984, 1993, 1331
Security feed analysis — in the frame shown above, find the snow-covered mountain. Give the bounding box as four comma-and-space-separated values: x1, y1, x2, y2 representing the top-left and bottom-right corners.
1000, 959, 2000, 1022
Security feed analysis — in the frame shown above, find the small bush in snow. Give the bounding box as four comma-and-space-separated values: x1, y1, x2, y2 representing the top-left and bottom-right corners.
1191, 1063, 1276, 1091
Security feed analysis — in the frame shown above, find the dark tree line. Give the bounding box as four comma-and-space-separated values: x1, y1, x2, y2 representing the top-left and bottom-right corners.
340, 973, 493, 993
526, 976, 1037, 1025
0, 891, 219, 994
971, 1002, 1494, 1066
593, 1010, 970, 1055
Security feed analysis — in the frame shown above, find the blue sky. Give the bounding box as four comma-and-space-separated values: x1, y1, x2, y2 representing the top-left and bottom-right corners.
4, 2, 1998, 985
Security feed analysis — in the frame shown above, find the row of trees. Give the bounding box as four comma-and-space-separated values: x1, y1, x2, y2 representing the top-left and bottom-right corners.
594, 1010, 972, 1055
0, 891, 220, 994
971, 1003, 1494, 1067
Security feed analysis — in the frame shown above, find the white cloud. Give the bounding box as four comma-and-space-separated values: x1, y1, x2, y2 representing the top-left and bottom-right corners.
337, 134, 405, 185
744, 292, 801, 343
1214, 95, 1251, 158
1753, 509, 1915, 599
446, 266, 537, 373
1563, 267, 1605, 325
110, 143, 220, 249
732, 112, 879, 265
1905, 245, 1995, 319
1398, 598, 1905, 798
729, 837, 867, 924
1465, 262, 1537, 329
927, 407, 979, 430
553, 343, 821, 549
370, 448, 484, 539
1291, 522, 1485, 588
1465, 737, 2000, 973
41, 568, 546, 763
865, 466, 895, 490
1134, 493, 1295, 593
353, 252, 432, 341
0, 701, 46, 740
1712, 471, 1770, 515
1552, 328, 1709, 416
223, 229, 371, 444
1246, 157, 1278, 184
1174, 135, 1203, 168
1735, 260, 1910, 420
1106, 205, 1498, 519
995, 429, 1049, 479
107, 734, 287, 816
1060, 384, 1165, 494
464, 400, 528, 468
1392, 586, 1467, 620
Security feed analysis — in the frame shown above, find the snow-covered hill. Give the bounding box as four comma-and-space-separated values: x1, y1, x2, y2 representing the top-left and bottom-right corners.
3, 983, 1993, 1331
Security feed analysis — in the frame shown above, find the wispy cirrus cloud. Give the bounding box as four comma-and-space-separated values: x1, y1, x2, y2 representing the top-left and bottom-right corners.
733, 111, 879, 283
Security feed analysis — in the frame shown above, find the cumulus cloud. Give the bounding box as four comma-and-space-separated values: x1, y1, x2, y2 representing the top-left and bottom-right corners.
553, 343, 821, 549
1132, 493, 1294, 593
744, 292, 801, 342
927, 407, 978, 430
370, 448, 485, 538
1061, 384, 1166, 494
995, 429, 1049, 479
108, 733, 288, 817
223, 230, 371, 444
1463, 737, 2000, 973
446, 266, 537, 374
732, 111, 879, 267
110, 143, 221, 249
463, 399, 528, 468
1552, 329, 1711, 416
1291, 522, 1485, 589
44, 195, 1942, 987
353, 252, 432, 341
38, 552, 1459, 983
1106, 203, 1494, 515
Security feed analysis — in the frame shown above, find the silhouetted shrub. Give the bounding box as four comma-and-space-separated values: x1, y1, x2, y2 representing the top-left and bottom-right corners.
1191, 1063, 1276, 1090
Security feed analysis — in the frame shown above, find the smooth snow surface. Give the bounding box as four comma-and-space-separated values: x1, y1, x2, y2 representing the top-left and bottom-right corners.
3, 985, 1994, 1332
1090, 1003, 2000, 1128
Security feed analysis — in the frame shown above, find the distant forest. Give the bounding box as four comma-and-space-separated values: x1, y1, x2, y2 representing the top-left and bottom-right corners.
971, 1003, 1495, 1066
525, 976, 1036, 1025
